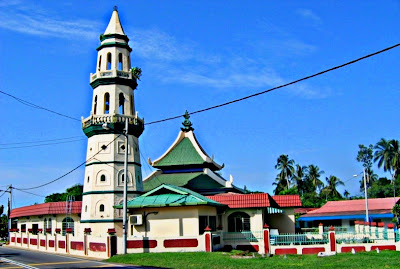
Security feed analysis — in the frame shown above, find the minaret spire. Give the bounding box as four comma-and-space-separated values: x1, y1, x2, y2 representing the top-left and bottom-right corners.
181, 110, 194, 132
104, 6, 125, 35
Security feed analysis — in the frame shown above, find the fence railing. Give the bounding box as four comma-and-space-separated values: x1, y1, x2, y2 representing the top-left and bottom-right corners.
222, 231, 263, 242
271, 232, 328, 246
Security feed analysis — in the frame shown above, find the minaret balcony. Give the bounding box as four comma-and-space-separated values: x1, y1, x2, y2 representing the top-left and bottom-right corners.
81, 114, 144, 138
90, 70, 133, 83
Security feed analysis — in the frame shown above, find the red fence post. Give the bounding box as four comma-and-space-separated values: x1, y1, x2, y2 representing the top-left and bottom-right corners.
263, 224, 270, 255
328, 226, 336, 252
204, 226, 212, 252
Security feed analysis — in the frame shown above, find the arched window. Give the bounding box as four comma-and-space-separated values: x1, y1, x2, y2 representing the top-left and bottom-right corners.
62, 217, 74, 236
130, 95, 134, 115
104, 93, 110, 114
228, 212, 250, 232
127, 56, 131, 69
98, 55, 102, 71
119, 93, 125, 114
99, 204, 105, 212
43, 218, 47, 234
93, 95, 97, 115
85, 205, 88, 212
87, 176, 90, 183
118, 53, 123, 70
100, 175, 106, 182
107, 53, 112, 70
121, 174, 125, 183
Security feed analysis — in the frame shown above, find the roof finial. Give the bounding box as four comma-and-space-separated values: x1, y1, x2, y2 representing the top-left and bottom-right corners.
181, 110, 194, 132
114, 6, 118, 11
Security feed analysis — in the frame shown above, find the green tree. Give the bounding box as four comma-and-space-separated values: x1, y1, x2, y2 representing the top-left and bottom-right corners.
357, 144, 377, 191
293, 165, 307, 196
274, 154, 295, 194
323, 175, 344, 199
305, 164, 325, 193
44, 184, 83, 203
343, 190, 350, 199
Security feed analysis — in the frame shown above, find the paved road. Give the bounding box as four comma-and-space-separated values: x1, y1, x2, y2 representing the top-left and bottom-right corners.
0, 246, 149, 268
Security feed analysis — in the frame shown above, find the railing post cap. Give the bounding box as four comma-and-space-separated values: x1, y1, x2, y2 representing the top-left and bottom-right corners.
263, 224, 269, 229
329, 226, 335, 231
204, 225, 212, 232
319, 223, 323, 226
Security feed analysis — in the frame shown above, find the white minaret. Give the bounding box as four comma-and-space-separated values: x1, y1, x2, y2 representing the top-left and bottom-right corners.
80, 7, 144, 236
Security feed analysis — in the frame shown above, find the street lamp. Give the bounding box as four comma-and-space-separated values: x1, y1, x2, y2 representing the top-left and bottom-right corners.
103, 118, 128, 254
354, 169, 369, 222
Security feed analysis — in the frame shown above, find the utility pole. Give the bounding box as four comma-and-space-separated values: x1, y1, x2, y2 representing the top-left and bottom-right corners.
363, 169, 369, 222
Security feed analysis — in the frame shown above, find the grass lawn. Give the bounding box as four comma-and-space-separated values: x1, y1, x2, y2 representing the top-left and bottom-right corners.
107, 250, 400, 268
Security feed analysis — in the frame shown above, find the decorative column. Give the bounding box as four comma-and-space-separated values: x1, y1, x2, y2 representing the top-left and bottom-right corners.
66, 228, 73, 253
204, 226, 212, 252
84, 228, 92, 256
107, 228, 117, 257
328, 226, 336, 253
378, 222, 385, 239
263, 224, 270, 255
354, 221, 360, 235
319, 223, 324, 234
387, 223, 395, 241
370, 222, 377, 239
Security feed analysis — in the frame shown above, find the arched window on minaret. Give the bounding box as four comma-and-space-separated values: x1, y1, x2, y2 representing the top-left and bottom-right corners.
99, 204, 105, 212
104, 93, 110, 114
107, 53, 112, 70
130, 95, 134, 115
98, 56, 102, 71
118, 53, 123, 70
119, 93, 125, 114
127, 55, 131, 69
93, 95, 97, 115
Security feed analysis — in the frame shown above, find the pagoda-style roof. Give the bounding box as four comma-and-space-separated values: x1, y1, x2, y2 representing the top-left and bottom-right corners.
115, 184, 224, 209
143, 168, 243, 195
149, 112, 223, 171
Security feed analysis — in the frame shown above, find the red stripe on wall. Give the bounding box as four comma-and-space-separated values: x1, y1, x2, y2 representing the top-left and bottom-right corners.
23, 238, 27, 244
275, 248, 297, 255
302, 247, 325, 255
89, 242, 106, 252
17, 238, 21, 243
40, 239, 46, 247
49, 240, 55, 248
30, 238, 37, 245
71, 241, 84, 251
371, 245, 396, 251
164, 239, 198, 248
127, 240, 157, 249
341, 246, 365, 253
58, 240, 66, 249
11, 237, 15, 242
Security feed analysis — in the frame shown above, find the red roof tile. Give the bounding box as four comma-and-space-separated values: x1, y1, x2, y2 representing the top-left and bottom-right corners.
272, 195, 302, 207
10, 201, 82, 218
206, 193, 279, 208
295, 208, 317, 214
302, 197, 400, 217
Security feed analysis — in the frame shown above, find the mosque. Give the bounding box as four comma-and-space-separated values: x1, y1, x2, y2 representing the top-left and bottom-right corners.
9, 8, 301, 257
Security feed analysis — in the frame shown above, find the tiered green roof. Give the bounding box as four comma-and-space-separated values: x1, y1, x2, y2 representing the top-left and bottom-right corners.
116, 184, 224, 209
143, 172, 225, 192
154, 138, 205, 167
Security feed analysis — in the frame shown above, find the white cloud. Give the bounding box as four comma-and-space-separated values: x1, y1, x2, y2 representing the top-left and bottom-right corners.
0, 2, 100, 39
296, 8, 322, 25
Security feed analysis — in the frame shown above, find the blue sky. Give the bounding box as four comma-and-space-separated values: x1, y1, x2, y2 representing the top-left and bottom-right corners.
1, 0, 400, 208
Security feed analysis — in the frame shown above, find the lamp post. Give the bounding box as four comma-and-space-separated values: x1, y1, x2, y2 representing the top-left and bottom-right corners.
354, 169, 369, 222
103, 118, 128, 254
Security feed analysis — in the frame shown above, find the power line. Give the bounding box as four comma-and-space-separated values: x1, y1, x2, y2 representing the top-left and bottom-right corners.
13, 188, 45, 198
0, 138, 85, 150
145, 42, 400, 125
0, 136, 83, 146
0, 90, 81, 122
16, 134, 122, 190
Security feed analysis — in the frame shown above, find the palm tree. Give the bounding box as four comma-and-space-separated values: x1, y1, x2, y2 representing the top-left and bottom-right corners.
325, 175, 344, 199
306, 164, 325, 193
374, 138, 394, 174
344, 190, 350, 199
293, 164, 307, 195
274, 155, 295, 191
